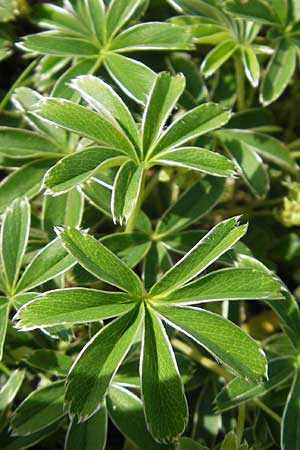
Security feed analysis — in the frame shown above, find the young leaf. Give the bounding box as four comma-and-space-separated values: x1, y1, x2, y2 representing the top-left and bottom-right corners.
150, 217, 247, 297
111, 22, 194, 52
142, 72, 185, 155
33, 99, 137, 160
201, 40, 237, 78
150, 103, 231, 156
0, 370, 25, 411
70, 75, 140, 148
157, 305, 267, 382
107, 385, 174, 450
44, 147, 124, 194
156, 177, 224, 237
65, 306, 143, 420
111, 160, 144, 224
153, 146, 234, 177
1, 197, 30, 290
15, 237, 75, 293
260, 39, 297, 106
65, 407, 107, 450
242, 46, 260, 88
11, 381, 65, 435
141, 307, 188, 443
59, 228, 143, 296
104, 53, 156, 104
0, 299, 9, 360
15, 288, 135, 330
155, 268, 283, 304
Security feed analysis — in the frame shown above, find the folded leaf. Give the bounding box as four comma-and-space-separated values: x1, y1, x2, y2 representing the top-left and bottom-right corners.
155, 177, 224, 237
142, 72, 185, 155
157, 305, 267, 382
260, 39, 297, 106
19, 31, 100, 56
0, 369, 25, 411
65, 306, 143, 420
71, 75, 140, 148
0, 127, 62, 159
59, 228, 143, 296
141, 307, 188, 443
153, 146, 234, 177
104, 53, 156, 104
151, 103, 230, 156
15, 237, 76, 293
34, 99, 137, 160
111, 160, 144, 224
1, 197, 30, 290
150, 217, 247, 297
107, 385, 174, 450
15, 288, 135, 329
44, 147, 124, 193
111, 22, 194, 52
242, 46, 260, 88
11, 381, 65, 435
201, 40, 237, 78
156, 268, 283, 304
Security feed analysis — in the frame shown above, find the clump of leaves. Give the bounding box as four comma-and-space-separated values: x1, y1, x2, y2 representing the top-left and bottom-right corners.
1, 1, 300, 450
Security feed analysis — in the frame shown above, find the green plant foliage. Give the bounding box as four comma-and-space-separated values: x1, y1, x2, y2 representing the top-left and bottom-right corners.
1, 1, 300, 449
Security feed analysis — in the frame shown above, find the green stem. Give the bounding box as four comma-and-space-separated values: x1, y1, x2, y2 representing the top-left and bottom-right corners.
125, 171, 146, 233
0, 59, 38, 112
254, 399, 281, 424
234, 53, 246, 112
0, 362, 11, 376
236, 404, 246, 446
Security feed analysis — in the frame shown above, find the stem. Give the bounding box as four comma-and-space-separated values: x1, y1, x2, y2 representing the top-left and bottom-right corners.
234, 53, 246, 112
0, 362, 11, 376
236, 404, 246, 446
0, 59, 38, 112
254, 399, 281, 424
125, 171, 146, 233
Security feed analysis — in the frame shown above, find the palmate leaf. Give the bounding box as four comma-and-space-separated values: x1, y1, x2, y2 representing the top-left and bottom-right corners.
155, 268, 283, 305
150, 216, 247, 297
149, 103, 231, 157
156, 305, 267, 382
106, 0, 146, 38
33, 99, 138, 161
59, 228, 143, 296
141, 72, 185, 155
65, 305, 143, 420
1, 197, 30, 291
15, 237, 75, 294
141, 306, 188, 443
44, 147, 125, 194
15, 288, 135, 330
